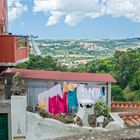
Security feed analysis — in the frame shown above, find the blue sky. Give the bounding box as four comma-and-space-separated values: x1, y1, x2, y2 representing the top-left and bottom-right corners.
8, 0, 140, 39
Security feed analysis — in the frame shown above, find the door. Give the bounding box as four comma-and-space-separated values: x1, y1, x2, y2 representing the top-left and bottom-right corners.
0, 114, 8, 140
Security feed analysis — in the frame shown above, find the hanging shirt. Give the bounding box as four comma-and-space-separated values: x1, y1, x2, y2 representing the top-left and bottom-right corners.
69, 83, 77, 91
49, 96, 58, 114
38, 91, 48, 110
77, 84, 86, 100
38, 89, 52, 111
68, 88, 78, 114
49, 83, 63, 98
57, 92, 68, 115
100, 87, 106, 102
63, 82, 69, 93
77, 85, 92, 101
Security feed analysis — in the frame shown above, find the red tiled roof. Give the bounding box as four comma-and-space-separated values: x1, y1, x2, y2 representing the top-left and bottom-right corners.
119, 112, 140, 127
111, 102, 140, 109
3, 68, 116, 83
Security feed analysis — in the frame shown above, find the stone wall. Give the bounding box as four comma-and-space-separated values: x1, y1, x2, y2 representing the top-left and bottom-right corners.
50, 128, 140, 140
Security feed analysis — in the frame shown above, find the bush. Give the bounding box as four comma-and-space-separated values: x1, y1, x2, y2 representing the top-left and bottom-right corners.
94, 101, 110, 117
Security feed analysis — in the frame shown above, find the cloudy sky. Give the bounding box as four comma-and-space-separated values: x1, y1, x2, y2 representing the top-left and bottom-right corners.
8, 0, 140, 39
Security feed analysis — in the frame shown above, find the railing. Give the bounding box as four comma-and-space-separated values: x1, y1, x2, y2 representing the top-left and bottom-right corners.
111, 102, 140, 108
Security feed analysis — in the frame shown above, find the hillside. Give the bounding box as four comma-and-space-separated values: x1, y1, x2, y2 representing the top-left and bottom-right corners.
32, 38, 140, 67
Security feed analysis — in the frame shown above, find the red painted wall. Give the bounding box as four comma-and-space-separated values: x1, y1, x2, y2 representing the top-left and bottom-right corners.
0, 35, 29, 63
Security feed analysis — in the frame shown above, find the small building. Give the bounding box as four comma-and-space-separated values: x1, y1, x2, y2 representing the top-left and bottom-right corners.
2, 68, 116, 108
0, 68, 116, 140
0, 35, 29, 67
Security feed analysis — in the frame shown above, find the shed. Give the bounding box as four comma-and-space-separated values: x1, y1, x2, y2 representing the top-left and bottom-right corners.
3, 68, 116, 108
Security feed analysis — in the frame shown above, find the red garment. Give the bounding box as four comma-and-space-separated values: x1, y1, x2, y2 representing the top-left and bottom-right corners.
49, 96, 57, 114
49, 92, 68, 115
57, 92, 68, 115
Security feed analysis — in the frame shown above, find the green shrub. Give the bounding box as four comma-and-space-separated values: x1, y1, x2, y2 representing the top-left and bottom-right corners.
94, 101, 110, 117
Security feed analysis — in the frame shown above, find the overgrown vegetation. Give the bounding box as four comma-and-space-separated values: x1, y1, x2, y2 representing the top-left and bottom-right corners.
94, 101, 110, 117
17, 48, 140, 101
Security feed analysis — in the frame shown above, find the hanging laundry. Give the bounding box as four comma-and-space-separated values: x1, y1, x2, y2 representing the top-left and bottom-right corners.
57, 92, 68, 115
69, 83, 77, 91
90, 88, 101, 102
38, 89, 54, 111
38, 92, 48, 110
63, 82, 77, 93
77, 85, 92, 101
49, 96, 58, 114
99, 87, 106, 102
100, 87, 105, 96
49, 83, 63, 98
102, 87, 105, 96
48, 92, 68, 115
77, 84, 86, 100
91, 88, 95, 101
63, 82, 68, 93
68, 88, 78, 114
38, 97, 47, 110
94, 88, 101, 102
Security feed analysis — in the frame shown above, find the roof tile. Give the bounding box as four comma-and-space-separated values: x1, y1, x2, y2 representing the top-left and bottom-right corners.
3, 68, 116, 83
119, 112, 140, 127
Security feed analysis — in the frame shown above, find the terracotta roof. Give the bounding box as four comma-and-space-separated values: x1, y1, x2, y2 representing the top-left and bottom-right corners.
3, 68, 116, 83
119, 112, 140, 127
111, 102, 140, 109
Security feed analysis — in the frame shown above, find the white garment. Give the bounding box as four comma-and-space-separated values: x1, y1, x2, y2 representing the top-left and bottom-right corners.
38, 84, 63, 111
91, 88, 101, 102
38, 90, 50, 111
77, 85, 92, 101
49, 83, 63, 98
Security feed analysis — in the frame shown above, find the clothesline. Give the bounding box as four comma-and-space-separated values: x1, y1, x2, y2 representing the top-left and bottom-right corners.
38, 82, 106, 115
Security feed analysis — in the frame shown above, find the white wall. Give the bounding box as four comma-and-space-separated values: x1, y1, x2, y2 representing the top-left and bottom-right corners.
26, 112, 106, 140
11, 96, 27, 140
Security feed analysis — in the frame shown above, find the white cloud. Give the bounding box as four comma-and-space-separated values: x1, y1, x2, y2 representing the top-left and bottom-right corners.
106, 0, 140, 22
65, 12, 85, 26
33, 0, 103, 26
8, 0, 28, 21
46, 12, 63, 26
33, 0, 140, 26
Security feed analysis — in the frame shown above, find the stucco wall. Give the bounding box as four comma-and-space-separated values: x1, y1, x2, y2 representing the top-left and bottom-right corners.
11, 96, 27, 140
26, 112, 106, 140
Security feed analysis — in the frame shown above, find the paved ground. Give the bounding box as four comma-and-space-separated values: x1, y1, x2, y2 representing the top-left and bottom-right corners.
48, 128, 140, 140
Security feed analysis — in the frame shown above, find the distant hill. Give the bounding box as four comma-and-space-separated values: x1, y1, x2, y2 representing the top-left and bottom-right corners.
32, 38, 140, 67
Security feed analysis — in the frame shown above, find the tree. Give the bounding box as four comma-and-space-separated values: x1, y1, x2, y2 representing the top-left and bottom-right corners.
111, 85, 124, 101
129, 69, 140, 90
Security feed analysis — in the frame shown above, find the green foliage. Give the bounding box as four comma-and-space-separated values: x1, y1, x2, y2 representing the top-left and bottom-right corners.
16, 55, 68, 71
94, 101, 110, 117
129, 69, 140, 90
111, 85, 124, 101
123, 90, 140, 102
17, 48, 140, 102
113, 49, 140, 88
